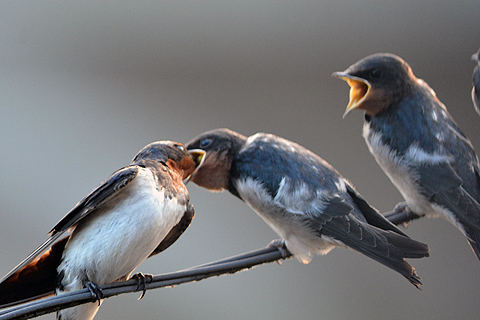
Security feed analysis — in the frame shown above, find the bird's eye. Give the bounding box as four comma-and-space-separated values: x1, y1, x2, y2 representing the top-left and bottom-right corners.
200, 138, 212, 149
175, 145, 185, 151
369, 69, 382, 79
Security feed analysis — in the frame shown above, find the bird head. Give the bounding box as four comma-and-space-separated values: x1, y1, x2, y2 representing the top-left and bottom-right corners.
185, 128, 247, 191
132, 141, 203, 180
332, 53, 416, 117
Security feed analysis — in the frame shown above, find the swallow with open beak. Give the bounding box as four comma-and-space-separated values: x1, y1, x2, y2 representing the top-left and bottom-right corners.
0, 141, 202, 320
333, 53, 480, 261
186, 128, 429, 288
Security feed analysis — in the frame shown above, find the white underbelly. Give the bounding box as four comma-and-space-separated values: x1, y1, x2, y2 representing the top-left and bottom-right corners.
58, 170, 186, 291
364, 125, 448, 219
235, 177, 341, 264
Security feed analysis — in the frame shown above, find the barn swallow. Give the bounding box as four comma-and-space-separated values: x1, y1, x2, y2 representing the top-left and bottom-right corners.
472, 48, 480, 115
333, 53, 480, 261
186, 128, 429, 288
0, 141, 200, 320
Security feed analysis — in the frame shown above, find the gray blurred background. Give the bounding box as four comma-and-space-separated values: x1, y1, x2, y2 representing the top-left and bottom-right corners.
1, 1, 479, 319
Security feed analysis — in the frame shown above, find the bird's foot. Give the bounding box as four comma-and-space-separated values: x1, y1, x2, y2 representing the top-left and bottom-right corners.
131, 272, 153, 300
267, 239, 292, 263
86, 282, 104, 306
384, 202, 425, 227
393, 202, 410, 214
394, 202, 425, 225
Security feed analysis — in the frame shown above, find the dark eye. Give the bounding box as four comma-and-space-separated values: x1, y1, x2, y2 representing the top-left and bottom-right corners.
200, 138, 213, 149
369, 69, 382, 79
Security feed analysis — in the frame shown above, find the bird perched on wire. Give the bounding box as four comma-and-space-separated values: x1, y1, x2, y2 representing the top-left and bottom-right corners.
0, 141, 201, 320
333, 53, 480, 261
186, 128, 429, 288
472, 48, 480, 116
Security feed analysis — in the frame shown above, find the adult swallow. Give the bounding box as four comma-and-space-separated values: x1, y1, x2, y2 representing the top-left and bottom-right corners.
0, 141, 200, 320
186, 128, 429, 288
472, 48, 480, 115
333, 53, 480, 261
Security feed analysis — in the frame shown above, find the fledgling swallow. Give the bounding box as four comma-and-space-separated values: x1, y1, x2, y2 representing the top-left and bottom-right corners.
186, 128, 429, 288
472, 48, 480, 115
0, 141, 201, 320
333, 53, 480, 261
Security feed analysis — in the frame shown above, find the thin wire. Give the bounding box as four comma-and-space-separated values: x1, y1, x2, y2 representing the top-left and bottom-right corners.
0, 246, 290, 320
0, 209, 420, 320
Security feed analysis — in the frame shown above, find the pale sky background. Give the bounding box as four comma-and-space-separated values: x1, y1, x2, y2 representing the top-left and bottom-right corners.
1, 1, 479, 320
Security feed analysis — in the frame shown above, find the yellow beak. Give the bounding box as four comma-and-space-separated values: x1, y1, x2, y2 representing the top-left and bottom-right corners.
185, 149, 206, 183
332, 72, 371, 117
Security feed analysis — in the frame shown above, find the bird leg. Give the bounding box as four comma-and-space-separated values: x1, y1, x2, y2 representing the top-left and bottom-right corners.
267, 239, 292, 261
130, 272, 153, 300
383, 202, 425, 226
86, 282, 104, 306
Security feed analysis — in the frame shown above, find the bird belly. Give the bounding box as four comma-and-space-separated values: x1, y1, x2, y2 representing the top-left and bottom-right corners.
57, 171, 186, 293
252, 204, 337, 264
364, 127, 442, 218
236, 178, 338, 264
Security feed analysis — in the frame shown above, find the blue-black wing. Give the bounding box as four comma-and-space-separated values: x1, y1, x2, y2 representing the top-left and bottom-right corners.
0, 166, 139, 283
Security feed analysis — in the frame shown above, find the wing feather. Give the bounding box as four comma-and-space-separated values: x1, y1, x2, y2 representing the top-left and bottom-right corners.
0, 166, 139, 283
